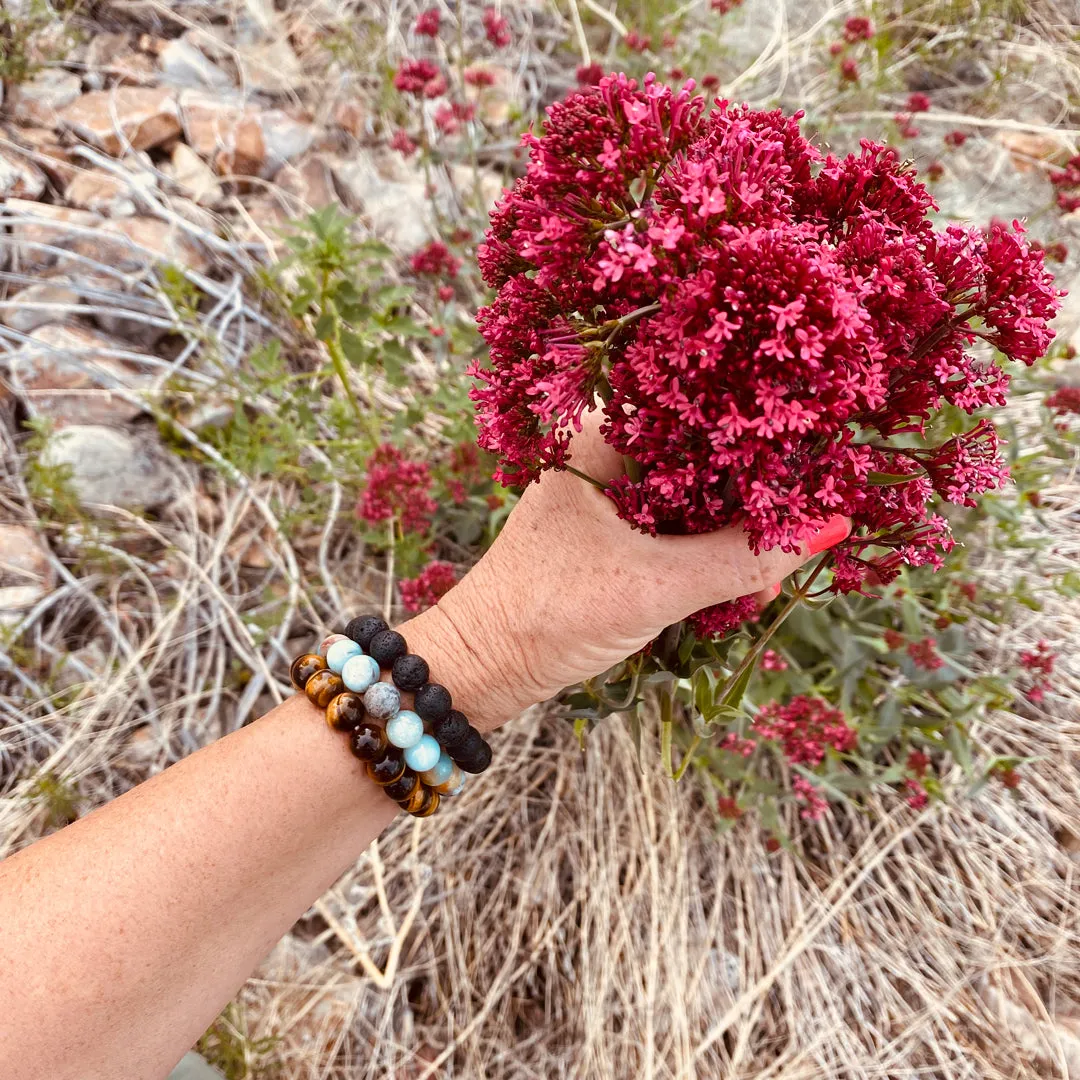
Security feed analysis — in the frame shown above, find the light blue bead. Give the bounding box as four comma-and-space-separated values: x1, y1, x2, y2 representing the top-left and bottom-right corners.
325, 638, 361, 674
363, 681, 401, 720
404, 734, 440, 773
420, 751, 454, 786
386, 710, 424, 749
341, 654, 380, 693
445, 777, 465, 797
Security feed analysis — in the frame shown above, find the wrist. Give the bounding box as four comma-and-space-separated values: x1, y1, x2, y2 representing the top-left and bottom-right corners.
397, 581, 531, 733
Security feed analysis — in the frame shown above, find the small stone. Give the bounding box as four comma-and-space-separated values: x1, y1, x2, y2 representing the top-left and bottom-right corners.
0, 277, 80, 333
158, 38, 232, 90
275, 153, 335, 211
59, 88, 182, 156
71, 216, 209, 275
64, 160, 157, 217
0, 148, 47, 200
2, 199, 103, 273
236, 37, 304, 93
84, 34, 156, 90
998, 131, 1068, 174
38, 425, 180, 510
9, 69, 82, 126
333, 100, 365, 138
331, 152, 433, 253
169, 142, 223, 205
0, 524, 54, 615
2, 323, 153, 427
2, 126, 76, 188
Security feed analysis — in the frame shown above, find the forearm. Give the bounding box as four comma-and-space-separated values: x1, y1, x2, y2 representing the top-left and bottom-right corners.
0, 607, 503, 1080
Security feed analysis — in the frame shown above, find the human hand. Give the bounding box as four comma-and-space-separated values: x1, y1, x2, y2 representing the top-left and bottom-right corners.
404, 413, 850, 731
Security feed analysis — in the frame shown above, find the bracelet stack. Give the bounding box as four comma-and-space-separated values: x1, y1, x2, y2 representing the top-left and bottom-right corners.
288, 615, 492, 818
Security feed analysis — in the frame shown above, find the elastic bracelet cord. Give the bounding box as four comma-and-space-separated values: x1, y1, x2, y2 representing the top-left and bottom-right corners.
288, 615, 493, 818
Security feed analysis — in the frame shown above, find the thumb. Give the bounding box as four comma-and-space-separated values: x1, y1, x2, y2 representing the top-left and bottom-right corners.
647, 515, 852, 615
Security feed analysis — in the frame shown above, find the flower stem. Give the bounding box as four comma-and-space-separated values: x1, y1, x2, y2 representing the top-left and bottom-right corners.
660, 681, 675, 778
563, 464, 608, 492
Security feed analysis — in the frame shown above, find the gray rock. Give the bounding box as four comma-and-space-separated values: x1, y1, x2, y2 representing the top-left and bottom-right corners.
39, 425, 179, 510
331, 151, 434, 253
158, 38, 232, 91
8, 69, 82, 126
167, 1052, 225, 1080
0, 278, 80, 334
0, 149, 47, 201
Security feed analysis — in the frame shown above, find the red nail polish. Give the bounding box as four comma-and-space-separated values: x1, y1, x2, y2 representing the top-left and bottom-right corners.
772, 583, 782, 598
808, 515, 851, 555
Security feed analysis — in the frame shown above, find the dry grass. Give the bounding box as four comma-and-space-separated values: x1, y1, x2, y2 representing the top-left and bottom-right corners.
3, 0, 1080, 1077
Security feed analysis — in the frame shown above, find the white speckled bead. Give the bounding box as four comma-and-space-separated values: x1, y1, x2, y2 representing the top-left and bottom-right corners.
420, 750, 454, 787
404, 734, 441, 773
319, 633, 349, 656
386, 710, 424, 749
363, 681, 401, 720
325, 638, 362, 674
341, 654, 380, 693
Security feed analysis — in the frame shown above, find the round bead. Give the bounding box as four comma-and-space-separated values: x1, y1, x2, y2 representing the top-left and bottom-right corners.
325, 691, 365, 732
290, 653, 326, 691
382, 768, 419, 802
432, 709, 470, 751
404, 734, 441, 773
341, 653, 381, 693
432, 763, 463, 796
445, 777, 466, 797
369, 629, 408, 668
349, 722, 387, 762
392, 653, 429, 692
318, 633, 349, 656
386, 709, 424, 749
367, 747, 405, 786
457, 739, 493, 775
397, 784, 426, 813
345, 615, 388, 650
410, 787, 440, 818
419, 750, 455, 787
305, 669, 344, 709
325, 638, 362, 674
414, 683, 452, 724
363, 681, 401, 720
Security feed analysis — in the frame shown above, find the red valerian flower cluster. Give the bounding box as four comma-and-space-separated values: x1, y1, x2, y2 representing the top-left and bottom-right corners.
1050, 154, 1080, 212
472, 74, 1062, 635
482, 6, 511, 47
357, 444, 437, 535
843, 16, 874, 42
1047, 386, 1080, 415
394, 59, 446, 98
410, 240, 461, 278
399, 561, 458, 612
414, 7, 440, 36
1019, 639, 1056, 703
752, 695, 856, 766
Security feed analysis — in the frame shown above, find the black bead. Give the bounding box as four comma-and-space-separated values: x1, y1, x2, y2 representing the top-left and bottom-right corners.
457, 739, 493, 775
383, 768, 419, 802
433, 709, 470, 751
345, 614, 388, 650
451, 726, 485, 763
414, 682, 452, 723
369, 629, 408, 668
392, 653, 429, 692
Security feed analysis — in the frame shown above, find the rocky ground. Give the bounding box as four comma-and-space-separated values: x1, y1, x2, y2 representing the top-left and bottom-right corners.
3, 0, 1080, 1077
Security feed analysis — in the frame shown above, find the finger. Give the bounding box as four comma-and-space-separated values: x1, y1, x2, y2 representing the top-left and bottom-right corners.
648, 515, 852, 611
564, 404, 625, 483
753, 581, 782, 606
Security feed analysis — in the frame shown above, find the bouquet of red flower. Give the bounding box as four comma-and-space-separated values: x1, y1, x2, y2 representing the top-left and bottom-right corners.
471, 73, 1060, 646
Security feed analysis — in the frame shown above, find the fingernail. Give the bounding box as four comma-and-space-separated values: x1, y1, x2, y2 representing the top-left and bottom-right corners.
808, 515, 851, 555
772, 583, 782, 598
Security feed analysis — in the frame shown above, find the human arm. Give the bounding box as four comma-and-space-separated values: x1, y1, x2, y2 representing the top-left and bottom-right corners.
0, 419, 846, 1080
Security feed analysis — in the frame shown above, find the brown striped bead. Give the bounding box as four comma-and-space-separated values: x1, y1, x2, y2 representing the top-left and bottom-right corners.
349, 722, 387, 762
397, 784, 426, 813
432, 763, 463, 796
290, 652, 326, 691
410, 787, 440, 818
305, 669, 344, 709
366, 747, 405, 786
383, 769, 419, 803
325, 691, 365, 733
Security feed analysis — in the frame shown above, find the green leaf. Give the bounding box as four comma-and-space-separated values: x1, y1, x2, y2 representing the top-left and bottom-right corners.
313, 311, 337, 342
340, 330, 370, 366
627, 708, 644, 772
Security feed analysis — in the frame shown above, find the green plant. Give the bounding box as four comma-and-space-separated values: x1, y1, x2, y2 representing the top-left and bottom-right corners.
26, 770, 81, 828
0, 0, 80, 85
196, 1003, 280, 1080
